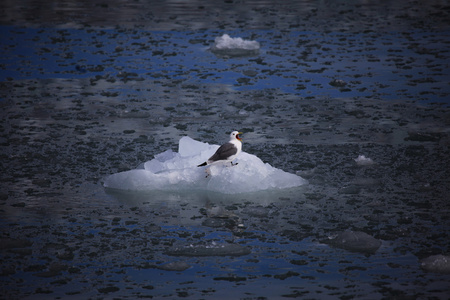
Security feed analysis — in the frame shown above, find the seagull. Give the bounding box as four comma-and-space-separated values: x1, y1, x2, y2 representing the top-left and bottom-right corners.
198, 131, 243, 167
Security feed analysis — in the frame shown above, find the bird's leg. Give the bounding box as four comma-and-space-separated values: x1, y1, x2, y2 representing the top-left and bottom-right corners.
205, 167, 211, 178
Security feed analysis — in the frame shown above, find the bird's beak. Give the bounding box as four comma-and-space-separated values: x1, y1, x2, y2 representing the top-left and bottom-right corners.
237, 132, 243, 141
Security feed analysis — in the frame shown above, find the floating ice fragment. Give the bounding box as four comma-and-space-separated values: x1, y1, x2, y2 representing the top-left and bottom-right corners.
329, 79, 347, 87
213, 34, 260, 50
156, 261, 191, 271
166, 242, 250, 257
296, 168, 316, 179
202, 217, 237, 229
210, 34, 260, 57
327, 230, 381, 254
421, 254, 450, 273
104, 136, 307, 194
354, 155, 374, 166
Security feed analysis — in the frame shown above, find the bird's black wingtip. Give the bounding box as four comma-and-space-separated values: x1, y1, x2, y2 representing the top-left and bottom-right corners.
197, 162, 207, 167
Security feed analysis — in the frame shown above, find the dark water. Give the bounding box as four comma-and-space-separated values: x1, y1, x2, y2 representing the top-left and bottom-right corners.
1, 24, 449, 104
1, 1, 450, 299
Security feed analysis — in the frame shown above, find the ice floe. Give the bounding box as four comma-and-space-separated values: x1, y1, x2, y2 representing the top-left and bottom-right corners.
104, 136, 307, 194
421, 254, 450, 273
327, 231, 381, 254
156, 261, 191, 271
166, 242, 251, 257
210, 34, 260, 56
354, 155, 374, 166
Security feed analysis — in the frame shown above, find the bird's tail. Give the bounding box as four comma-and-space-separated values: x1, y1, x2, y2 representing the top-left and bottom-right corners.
197, 162, 207, 167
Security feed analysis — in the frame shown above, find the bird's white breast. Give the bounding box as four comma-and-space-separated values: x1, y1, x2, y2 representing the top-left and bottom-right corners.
230, 139, 242, 157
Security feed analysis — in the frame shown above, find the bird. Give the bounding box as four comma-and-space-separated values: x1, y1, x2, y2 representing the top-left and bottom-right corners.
197, 131, 243, 167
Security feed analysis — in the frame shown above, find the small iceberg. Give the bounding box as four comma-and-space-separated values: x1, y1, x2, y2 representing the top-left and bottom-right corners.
354, 155, 374, 166
104, 136, 307, 194
210, 34, 260, 57
327, 231, 381, 254
421, 254, 450, 274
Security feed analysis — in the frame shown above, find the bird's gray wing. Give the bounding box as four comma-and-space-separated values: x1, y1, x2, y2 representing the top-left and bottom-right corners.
208, 143, 237, 162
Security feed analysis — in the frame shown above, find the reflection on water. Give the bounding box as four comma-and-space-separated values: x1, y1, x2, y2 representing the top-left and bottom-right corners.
107, 186, 306, 208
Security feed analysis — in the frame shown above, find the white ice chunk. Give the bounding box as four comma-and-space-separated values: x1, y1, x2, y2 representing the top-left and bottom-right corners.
178, 136, 212, 157
354, 155, 374, 166
210, 34, 260, 56
213, 34, 260, 50
144, 150, 177, 173
104, 136, 307, 194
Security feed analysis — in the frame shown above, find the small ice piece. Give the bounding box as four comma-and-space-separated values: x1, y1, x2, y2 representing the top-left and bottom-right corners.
104, 136, 307, 194
156, 261, 191, 271
166, 243, 251, 257
329, 79, 347, 87
202, 218, 237, 229
328, 231, 381, 254
296, 168, 316, 179
421, 255, 450, 274
210, 34, 260, 57
354, 155, 374, 166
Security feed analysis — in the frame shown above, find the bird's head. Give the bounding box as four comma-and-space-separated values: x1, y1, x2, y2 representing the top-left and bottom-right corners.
231, 131, 243, 141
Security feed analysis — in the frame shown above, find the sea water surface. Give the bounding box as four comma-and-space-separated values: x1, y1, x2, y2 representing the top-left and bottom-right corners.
1, 1, 450, 299
1, 26, 449, 104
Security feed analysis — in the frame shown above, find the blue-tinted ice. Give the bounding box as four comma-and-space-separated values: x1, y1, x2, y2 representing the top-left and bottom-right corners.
104, 136, 307, 194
